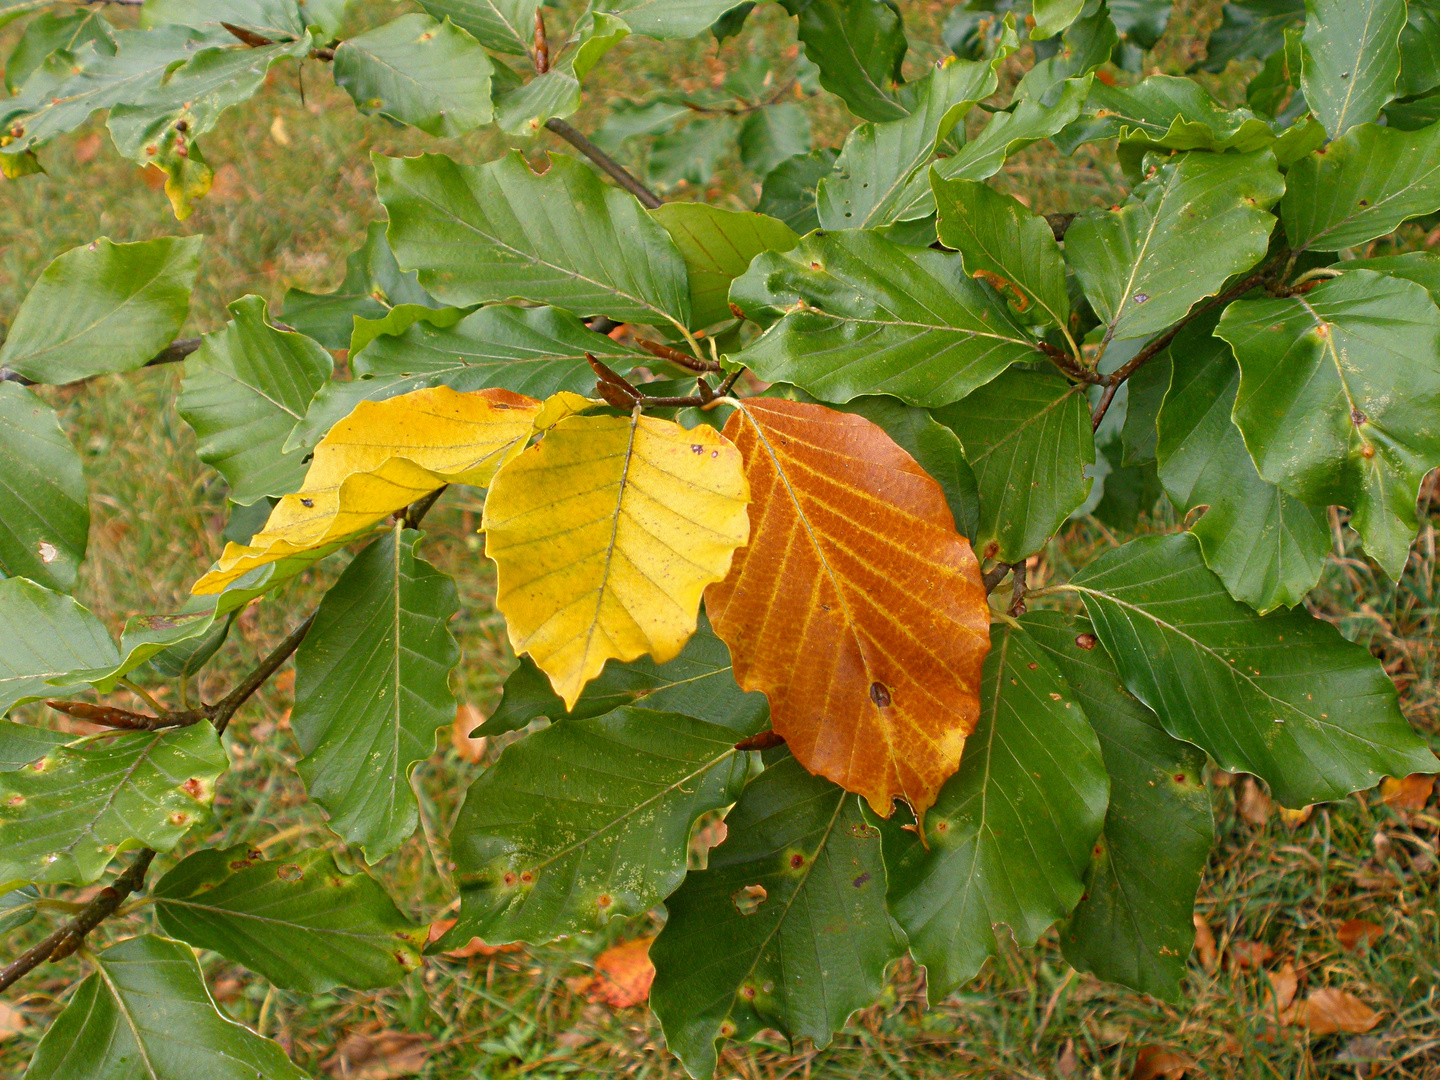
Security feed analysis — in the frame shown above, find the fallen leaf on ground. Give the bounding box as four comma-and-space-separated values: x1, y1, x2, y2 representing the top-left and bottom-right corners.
1266, 962, 1298, 1012
451, 704, 486, 763
1210, 769, 1237, 788
1278, 804, 1314, 827
1227, 940, 1274, 969
72, 133, 103, 164
427, 917, 522, 959
1282, 988, 1381, 1037
0, 1002, 27, 1042
585, 937, 655, 1008
1056, 1039, 1080, 1077
1337, 919, 1385, 951
273, 668, 295, 697
1238, 777, 1272, 825
1131, 1044, 1195, 1080
322, 1029, 431, 1080
1380, 773, 1435, 811
1193, 914, 1218, 972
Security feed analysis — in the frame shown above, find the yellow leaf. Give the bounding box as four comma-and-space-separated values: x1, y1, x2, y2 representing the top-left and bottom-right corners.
193, 386, 543, 594
533, 391, 602, 432
483, 410, 749, 708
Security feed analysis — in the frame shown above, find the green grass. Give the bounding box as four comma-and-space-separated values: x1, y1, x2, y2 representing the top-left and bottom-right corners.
2, 1, 1438, 1077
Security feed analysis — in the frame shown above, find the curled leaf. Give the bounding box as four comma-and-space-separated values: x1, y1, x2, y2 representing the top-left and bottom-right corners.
193, 386, 544, 594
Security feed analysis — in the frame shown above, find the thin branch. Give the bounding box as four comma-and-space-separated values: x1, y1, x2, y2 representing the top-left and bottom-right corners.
983, 562, 1017, 595
401, 486, 447, 530
1007, 561, 1029, 618
0, 849, 155, 993
212, 613, 316, 736
44, 700, 181, 732
1037, 341, 1103, 385
544, 118, 663, 209
1089, 254, 1286, 431
681, 79, 798, 116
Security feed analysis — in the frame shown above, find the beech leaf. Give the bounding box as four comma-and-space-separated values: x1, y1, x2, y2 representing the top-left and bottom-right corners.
649, 203, 799, 329
0, 383, 89, 593
193, 385, 543, 595
1301, 0, 1407, 138
482, 412, 749, 710
1215, 270, 1440, 579
705, 398, 990, 818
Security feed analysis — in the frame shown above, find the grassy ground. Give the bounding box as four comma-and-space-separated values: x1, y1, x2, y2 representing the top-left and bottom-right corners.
1, 1, 1438, 1077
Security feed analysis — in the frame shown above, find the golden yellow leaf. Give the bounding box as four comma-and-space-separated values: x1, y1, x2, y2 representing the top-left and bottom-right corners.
705, 398, 990, 819
194, 386, 543, 594
483, 410, 749, 709
533, 391, 602, 431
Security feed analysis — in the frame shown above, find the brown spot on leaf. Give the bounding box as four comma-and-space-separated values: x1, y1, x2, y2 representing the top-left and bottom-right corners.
276, 863, 304, 883
731, 883, 767, 915
1075, 633, 1097, 650
852, 872, 871, 888
869, 682, 892, 708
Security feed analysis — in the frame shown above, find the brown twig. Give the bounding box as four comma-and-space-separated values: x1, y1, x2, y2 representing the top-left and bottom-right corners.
1089, 254, 1286, 431
221, 22, 274, 47
1038, 341, 1103, 385
544, 118, 663, 209
0, 849, 155, 993
0, 337, 201, 388
681, 79, 798, 116
44, 700, 177, 731
1007, 562, 1029, 618
211, 613, 316, 736
636, 337, 722, 373
983, 562, 1016, 595
401, 486, 448, 530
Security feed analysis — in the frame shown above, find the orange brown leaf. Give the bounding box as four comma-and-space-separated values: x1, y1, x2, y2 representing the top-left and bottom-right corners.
1380, 772, 1435, 811
586, 937, 656, 1008
1282, 988, 1381, 1037
1337, 918, 1385, 951
705, 398, 990, 818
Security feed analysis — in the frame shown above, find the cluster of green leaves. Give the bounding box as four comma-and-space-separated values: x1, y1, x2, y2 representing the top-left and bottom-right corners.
2, 1, 1440, 1078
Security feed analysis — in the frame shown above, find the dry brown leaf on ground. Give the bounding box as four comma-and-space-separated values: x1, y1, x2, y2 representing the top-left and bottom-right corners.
1278, 804, 1314, 827
0, 1002, 27, 1042
1380, 772, 1436, 811
322, 1029, 431, 1080
1266, 962, 1298, 1012
707, 398, 990, 818
1056, 1039, 1080, 1077
1238, 777, 1272, 825
1227, 941, 1275, 970
1337, 919, 1385, 951
1282, 988, 1381, 1037
585, 937, 656, 1008
1130, 1044, 1196, 1079
1193, 914, 1218, 972
451, 704, 487, 764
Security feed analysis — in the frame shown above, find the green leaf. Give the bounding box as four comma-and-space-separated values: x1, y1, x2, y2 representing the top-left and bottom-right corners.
0, 722, 66, 772
0, 236, 201, 385
933, 175, 1069, 330
0, 578, 117, 714
1055, 74, 1278, 169
0, 0, 49, 29
4, 9, 114, 94
1280, 121, 1440, 253
1070, 532, 1438, 806
933, 369, 1095, 563
140, 0, 307, 38
0, 26, 212, 155
177, 295, 332, 506
1198, 0, 1303, 72
1301, 0, 1406, 138
140, 609, 236, 683
597, 0, 747, 39
0, 884, 38, 934
280, 221, 443, 351
738, 103, 810, 178
1034, 0, 1086, 38
0, 724, 225, 892
1247, 26, 1305, 118
25, 934, 308, 1080
1399, 0, 1440, 98
1156, 315, 1329, 612
377, 150, 691, 327
299, 0, 347, 37
479, 610, 767, 736
756, 148, 837, 234
416, 0, 537, 54
492, 12, 628, 135
646, 115, 740, 189
770, 386, 982, 542
286, 305, 644, 454
334, 13, 493, 137
815, 50, 1012, 231
107, 37, 311, 172
1090, 439, 1163, 531
0, 384, 88, 592
792, 0, 908, 121
1066, 149, 1282, 344
1024, 0, 1120, 100
650, 204, 800, 329
650, 752, 905, 1078
1341, 252, 1440, 304
1121, 351, 1170, 465
292, 528, 460, 862
1215, 271, 1440, 579
727, 230, 1042, 407
346, 303, 469, 358
1109, 0, 1171, 52
1023, 610, 1211, 1002
876, 623, 1108, 1000
154, 844, 427, 992
446, 707, 751, 945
